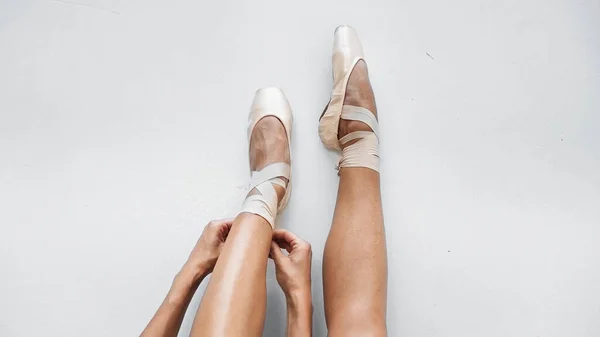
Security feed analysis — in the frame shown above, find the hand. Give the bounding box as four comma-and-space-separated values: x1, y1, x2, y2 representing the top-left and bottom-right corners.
270, 229, 312, 298
183, 218, 234, 278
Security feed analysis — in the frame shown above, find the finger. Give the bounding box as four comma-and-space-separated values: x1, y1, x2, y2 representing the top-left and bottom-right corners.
218, 218, 235, 237
272, 229, 299, 245
213, 217, 235, 227
273, 238, 293, 253
269, 241, 285, 264
272, 229, 309, 251
205, 218, 235, 241
205, 217, 234, 230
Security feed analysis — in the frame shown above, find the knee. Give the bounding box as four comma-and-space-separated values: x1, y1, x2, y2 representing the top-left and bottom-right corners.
328, 324, 387, 337
327, 312, 387, 337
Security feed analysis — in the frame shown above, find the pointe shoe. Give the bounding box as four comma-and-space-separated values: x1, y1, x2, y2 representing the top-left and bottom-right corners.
240, 87, 293, 228
318, 26, 380, 172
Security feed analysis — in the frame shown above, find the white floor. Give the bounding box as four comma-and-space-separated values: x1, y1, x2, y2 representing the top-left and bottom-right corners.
1, 0, 600, 336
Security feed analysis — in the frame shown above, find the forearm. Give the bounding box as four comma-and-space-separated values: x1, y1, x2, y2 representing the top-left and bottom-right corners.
286, 291, 312, 337
141, 264, 208, 337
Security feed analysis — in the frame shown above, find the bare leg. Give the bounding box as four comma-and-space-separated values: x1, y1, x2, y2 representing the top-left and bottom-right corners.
190, 117, 289, 337
323, 61, 388, 337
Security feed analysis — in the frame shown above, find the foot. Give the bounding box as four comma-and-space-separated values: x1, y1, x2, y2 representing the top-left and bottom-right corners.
248, 116, 290, 204
338, 60, 377, 149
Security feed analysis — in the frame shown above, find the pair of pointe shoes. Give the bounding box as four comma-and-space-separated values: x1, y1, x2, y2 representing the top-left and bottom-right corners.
241, 26, 380, 228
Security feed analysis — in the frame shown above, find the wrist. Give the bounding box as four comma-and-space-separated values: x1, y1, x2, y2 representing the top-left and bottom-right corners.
285, 289, 312, 311
167, 268, 204, 305
178, 262, 209, 286
286, 289, 312, 337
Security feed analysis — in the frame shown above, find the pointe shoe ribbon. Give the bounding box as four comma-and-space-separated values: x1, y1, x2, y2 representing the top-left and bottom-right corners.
338, 105, 379, 172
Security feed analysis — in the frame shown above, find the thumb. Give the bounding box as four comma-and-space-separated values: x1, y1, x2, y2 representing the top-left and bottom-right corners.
270, 241, 285, 264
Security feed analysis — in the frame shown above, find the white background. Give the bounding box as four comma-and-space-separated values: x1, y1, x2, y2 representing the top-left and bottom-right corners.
1, 0, 599, 336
